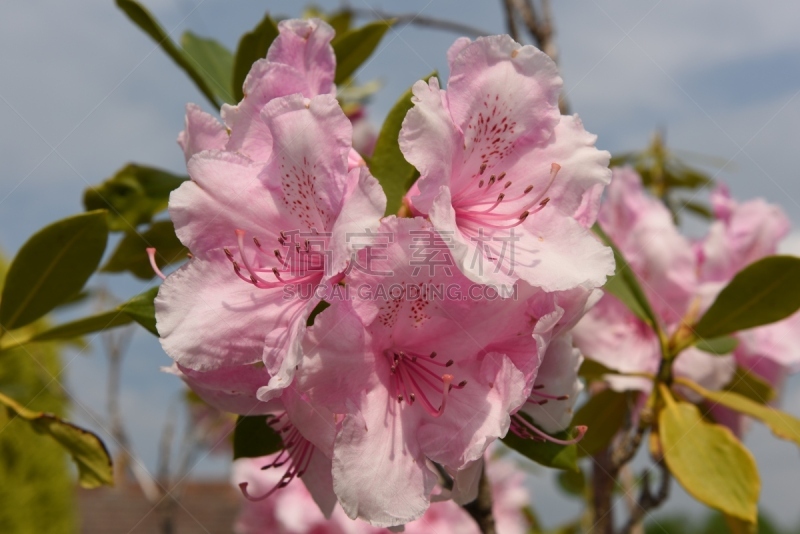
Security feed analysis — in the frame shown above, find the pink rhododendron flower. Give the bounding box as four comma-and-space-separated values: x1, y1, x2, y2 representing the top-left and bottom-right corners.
233, 451, 531, 534
400, 35, 614, 291
296, 216, 550, 527
573, 168, 735, 393
156, 91, 386, 401
178, 19, 365, 171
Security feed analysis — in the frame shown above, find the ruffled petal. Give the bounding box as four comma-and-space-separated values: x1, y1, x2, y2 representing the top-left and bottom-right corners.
155, 251, 285, 371
177, 103, 228, 162
333, 387, 436, 527
171, 150, 282, 256
400, 78, 461, 213
171, 362, 277, 415
267, 19, 336, 97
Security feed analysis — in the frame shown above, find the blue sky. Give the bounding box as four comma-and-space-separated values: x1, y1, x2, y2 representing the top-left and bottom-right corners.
1, 0, 799, 530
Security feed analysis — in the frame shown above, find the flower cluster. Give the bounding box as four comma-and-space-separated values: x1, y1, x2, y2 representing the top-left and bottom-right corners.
155, 19, 613, 528
574, 167, 800, 433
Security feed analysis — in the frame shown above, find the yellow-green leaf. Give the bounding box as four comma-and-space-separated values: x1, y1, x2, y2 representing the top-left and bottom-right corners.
0, 211, 108, 332
0, 391, 113, 488
659, 386, 759, 523
695, 336, 738, 355
676, 378, 800, 446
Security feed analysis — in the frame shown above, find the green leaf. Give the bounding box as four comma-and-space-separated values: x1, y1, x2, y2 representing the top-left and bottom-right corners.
232, 13, 279, 102
331, 21, 394, 84
573, 390, 629, 458
725, 367, 775, 404
502, 415, 579, 472
603, 271, 649, 324
83, 164, 186, 231
556, 468, 586, 497
119, 287, 159, 336
0, 391, 114, 488
659, 386, 759, 524
0, 211, 108, 332
695, 336, 738, 356
680, 200, 713, 219
593, 224, 661, 331
693, 256, 800, 339
115, 0, 220, 108
370, 73, 436, 215
181, 31, 235, 105
676, 377, 800, 447
102, 221, 187, 280
29, 310, 133, 343
233, 415, 283, 460
326, 10, 353, 35
578, 358, 617, 381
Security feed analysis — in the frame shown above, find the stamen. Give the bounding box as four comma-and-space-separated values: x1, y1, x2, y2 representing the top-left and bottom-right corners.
146, 248, 166, 280
511, 413, 588, 445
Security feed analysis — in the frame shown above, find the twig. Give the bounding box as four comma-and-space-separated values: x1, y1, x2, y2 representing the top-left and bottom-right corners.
347, 8, 488, 39
590, 449, 617, 534
620, 462, 671, 534
501, 0, 521, 42
462, 463, 496, 534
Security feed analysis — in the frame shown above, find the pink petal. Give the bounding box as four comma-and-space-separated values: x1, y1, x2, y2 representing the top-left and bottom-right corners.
171, 151, 281, 257
332, 387, 437, 527
400, 78, 461, 213
171, 362, 277, 415
177, 103, 228, 163
267, 19, 336, 97
155, 251, 285, 371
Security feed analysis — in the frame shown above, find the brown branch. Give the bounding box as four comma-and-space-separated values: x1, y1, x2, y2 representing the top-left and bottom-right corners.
462, 463, 496, 534
590, 449, 617, 534
347, 8, 488, 39
620, 462, 671, 534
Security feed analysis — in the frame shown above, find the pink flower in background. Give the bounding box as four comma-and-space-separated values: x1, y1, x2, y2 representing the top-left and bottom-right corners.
574, 168, 735, 393
697, 185, 800, 433
233, 452, 532, 534
400, 35, 613, 291
575, 168, 800, 421
296, 217, 547, 527
156, 92, 385, 402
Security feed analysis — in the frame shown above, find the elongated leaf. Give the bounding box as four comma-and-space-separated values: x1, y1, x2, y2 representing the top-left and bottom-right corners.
659, 386, 759, 523
115, 0, 219, 108
232, 13, 279, 102
332, 21, 394, 84
593, 224, 660, 331
695, 336, 738, 355
233, 415, 283, 459
327, 10, 353, 35
694, 256, 800, 339
0, 211, 108, 332
603, 271, 649, 323
573, 390, 629, 457
578, 358, 617, 382
370, 73, 436, 215
84, 163, 186, 231
103, 221, 187, 279
30, 310, 133, 343
119, 287, 159, 336
502, 415, 578, 472
726, 367, 775, 404
676, 378, 800, 447
0, 391, 113, 488
181, 31, 235, 105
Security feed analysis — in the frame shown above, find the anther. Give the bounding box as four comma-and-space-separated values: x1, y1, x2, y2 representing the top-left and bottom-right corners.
253, 236, 261, 248
479, 163, 487, 175
445, 360, 454, 367
478, 180, 484, 188
275, 250, 282, 260
430, 352, 437, 358
524, 185, 534, 194
497, 172, 506, 181
519, 211, 530, 221
504, 181, 511, 189
224, 247, 234, 259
